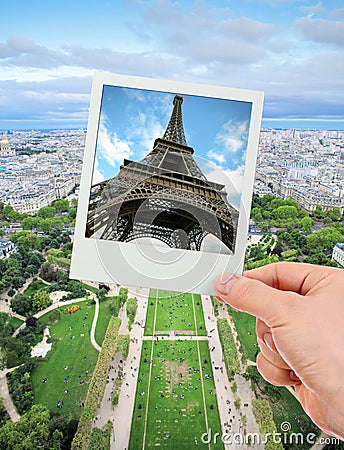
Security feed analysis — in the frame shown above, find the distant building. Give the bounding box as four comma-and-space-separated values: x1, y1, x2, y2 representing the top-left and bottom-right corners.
253, 183, 272, 197
332, 243, 344, 268
0, 239, 16, 259
0, 134, 15, 157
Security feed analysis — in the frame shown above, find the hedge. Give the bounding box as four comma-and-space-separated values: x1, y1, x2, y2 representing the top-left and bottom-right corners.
71, 316, 121, 450
116, 335, 129, 358
126, 297, 137, 331
217, 319, 240, 380
252, 399, 283, 450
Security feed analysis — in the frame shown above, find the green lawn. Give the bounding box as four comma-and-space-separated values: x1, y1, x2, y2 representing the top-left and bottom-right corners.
8, 316, 24, 330
129, 340, 223, 450
144, 290, 206, 336
230, 310, 258, 362
81, 282, 99, 294
31, 300, 99, 418
24, 280, 49, 297
95, 297, 115, 346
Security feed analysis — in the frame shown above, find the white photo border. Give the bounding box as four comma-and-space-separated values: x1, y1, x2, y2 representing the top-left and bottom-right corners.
70, 72, 264, 295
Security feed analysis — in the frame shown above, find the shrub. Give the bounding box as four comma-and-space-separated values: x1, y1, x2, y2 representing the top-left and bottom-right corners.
126, 297, 137, 330
217, 319, 240, 381
252, 399, 283, 450
110, 378, 123, 407
116, 335, 129, 358
7, 365, 34, 414
64, 305, 80, 314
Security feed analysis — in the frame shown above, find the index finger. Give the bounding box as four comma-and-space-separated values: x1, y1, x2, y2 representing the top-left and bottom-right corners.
244, 262, 335, 295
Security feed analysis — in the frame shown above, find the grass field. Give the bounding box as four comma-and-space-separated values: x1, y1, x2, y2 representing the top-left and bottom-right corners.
129, 289, 222, 449
81, 282, 100, 294
229, 310, 258, 362
144, 289, 207, 336
24, 280, 49, 297
31, 300, 98, 418
129, 340, 223, 450
8, 316, 23, 330
95, 297, 114, 346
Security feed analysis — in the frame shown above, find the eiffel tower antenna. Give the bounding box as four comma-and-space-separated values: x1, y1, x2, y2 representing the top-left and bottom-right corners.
86, 94, 239, 253
162, 95, 187, 145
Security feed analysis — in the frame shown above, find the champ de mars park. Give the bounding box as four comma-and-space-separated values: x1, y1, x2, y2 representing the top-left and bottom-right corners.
1, 192, 341, 449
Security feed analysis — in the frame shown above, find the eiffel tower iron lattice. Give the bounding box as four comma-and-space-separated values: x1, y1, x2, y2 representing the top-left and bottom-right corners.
86, 95, 239, 253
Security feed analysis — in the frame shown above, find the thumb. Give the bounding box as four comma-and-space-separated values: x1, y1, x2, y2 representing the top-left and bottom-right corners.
214, 273, 299, 327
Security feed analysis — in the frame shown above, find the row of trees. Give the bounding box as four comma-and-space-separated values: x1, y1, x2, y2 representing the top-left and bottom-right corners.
247, 194, 343, 268
0, 198, 77, 225
0, 403, 78, 450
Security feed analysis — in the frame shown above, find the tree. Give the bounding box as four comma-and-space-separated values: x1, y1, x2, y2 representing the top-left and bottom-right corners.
54, 199, 69, 213
10, 293, 33, 317
40, 262, 59, 282
300, 215, 314, 233
325, 208, 342, 223
37, 206, 56, 219
68, 208, 77, 221
32, 290, 52, 313
97, 288, 107, 302
306, 227, 343, 256
312, 205, 326, 220
234, 397, 241, 410
38, 218, 53, 233
27, 253, 43, 269
0, 404, 63, 449
24, 264, 38, 277
250, 207, 263, 223
22, 216, 39, 230
2, 205, 21, 222
25, 316, 38, 327
272, 205, 298, 225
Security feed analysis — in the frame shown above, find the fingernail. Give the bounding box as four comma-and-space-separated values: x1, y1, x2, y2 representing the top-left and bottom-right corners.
263, 333, 274, 352
289, 370, 300, 382
215, 274, 240, 295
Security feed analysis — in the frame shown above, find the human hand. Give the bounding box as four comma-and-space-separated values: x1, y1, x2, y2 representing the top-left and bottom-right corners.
214, 262, 344, 440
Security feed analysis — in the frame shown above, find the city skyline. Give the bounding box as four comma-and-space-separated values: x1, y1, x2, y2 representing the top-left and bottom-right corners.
0, 1, 343, 130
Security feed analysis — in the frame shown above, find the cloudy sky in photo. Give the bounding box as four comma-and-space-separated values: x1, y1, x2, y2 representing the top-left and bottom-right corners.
0, 0, 343, 130
93, 85, 251, 209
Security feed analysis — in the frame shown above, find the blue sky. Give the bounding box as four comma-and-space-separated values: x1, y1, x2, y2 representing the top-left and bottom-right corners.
93, 85, 252, 208
0, 0, 344, 129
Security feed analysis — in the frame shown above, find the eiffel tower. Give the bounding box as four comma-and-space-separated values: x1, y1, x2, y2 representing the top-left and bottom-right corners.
86, 95, 239, 253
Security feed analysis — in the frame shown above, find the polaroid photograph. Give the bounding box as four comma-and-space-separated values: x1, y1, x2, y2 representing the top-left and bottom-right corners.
70, 73, 264, 294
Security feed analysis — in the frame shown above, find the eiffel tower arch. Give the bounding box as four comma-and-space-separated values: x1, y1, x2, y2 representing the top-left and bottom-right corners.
86, 95, 239, 253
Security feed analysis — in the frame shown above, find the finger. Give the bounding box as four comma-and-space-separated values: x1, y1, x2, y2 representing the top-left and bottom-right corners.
256, 353, 301, 387
214, 273, 300, 327
256, 319, 290, 370
244, 261, 333, 295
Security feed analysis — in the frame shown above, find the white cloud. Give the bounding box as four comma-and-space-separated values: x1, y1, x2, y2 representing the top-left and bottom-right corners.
299, 2, 324, 18
204, 163, 245, 209
296, 17, 344, 47
206, 149, 225, 164
216, 119, 249, 154
97, 115, 133, 168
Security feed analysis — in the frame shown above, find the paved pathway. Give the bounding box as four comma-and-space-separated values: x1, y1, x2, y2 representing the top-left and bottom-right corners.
202, 295, 263, 450
0, 366, 21, 422
92, 290, 262, 449
90, 295, 101, 352
92, 287, 149, 450
12, 296, 90, 337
